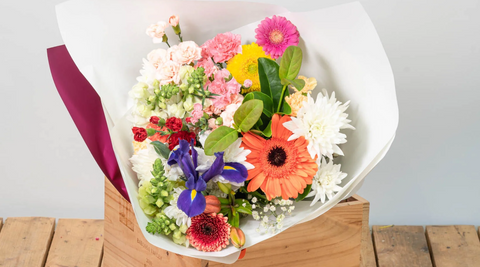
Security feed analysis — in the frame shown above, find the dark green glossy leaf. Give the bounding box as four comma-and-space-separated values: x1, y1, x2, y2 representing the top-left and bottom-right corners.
258, 58, 284, 111
296, 184, 312, 202
279, 46, 303, 82
150, 141, 171, 159
233, 99, 263, 132
204, 126, 239, 155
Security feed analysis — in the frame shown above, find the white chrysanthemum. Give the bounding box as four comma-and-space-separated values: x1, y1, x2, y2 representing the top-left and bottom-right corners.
283, 90, 354, 159
129, 143, 158, 186
164, 187, 191, 227
310, 158, 347, 206
223, 138, 254, 170
136, 58, 157, 87
160, 156, 183, 182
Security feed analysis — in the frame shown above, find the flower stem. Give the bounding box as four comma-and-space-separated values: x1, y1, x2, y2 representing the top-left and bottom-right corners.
165, 40, 171, 48
277, 85, 288, 112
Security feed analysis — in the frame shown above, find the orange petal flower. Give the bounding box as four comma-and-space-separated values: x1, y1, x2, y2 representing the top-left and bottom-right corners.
241, 114, 318, 200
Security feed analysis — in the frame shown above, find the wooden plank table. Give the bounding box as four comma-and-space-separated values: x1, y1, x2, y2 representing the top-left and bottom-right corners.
0, 218, 103, 267
0, 221, 478, 267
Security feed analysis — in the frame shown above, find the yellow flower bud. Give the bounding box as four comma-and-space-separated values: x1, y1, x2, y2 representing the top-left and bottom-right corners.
230, 227, 246, 249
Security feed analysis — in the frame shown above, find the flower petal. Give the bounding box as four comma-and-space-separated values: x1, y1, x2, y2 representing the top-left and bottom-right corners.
221, 162, 248, 183
177, 188, 206, 217
201, 152, 225, 182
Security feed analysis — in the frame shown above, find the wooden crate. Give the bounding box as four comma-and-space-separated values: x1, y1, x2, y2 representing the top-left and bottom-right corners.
104, 178, 370, 267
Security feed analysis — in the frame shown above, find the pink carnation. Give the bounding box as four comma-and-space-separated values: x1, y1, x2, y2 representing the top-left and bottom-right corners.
158, 60, 181, 85
202, 32, 242, 63
169, 41, 202, 65
220, 95, 244, 128
190, 103, 203, 124
205, 69, 241, 110
196, 57, 218, 78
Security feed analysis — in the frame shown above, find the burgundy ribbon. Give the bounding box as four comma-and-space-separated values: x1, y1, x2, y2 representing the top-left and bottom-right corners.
47, 45, 130, 202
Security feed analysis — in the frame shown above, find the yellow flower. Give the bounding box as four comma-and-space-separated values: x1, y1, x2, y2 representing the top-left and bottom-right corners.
285, 92, 308, 117
291, 76, 317, 93
227, 43, 272, 93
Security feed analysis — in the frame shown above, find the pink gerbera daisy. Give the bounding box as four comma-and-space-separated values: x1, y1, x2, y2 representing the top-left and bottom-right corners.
187, 213, 231, 252
255, 15, 300, 59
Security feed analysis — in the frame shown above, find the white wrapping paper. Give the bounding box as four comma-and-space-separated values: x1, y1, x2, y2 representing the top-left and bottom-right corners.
56, 0, 398, 263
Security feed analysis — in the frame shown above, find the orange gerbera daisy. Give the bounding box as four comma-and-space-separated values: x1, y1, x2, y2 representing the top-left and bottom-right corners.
241, 114, 318, 200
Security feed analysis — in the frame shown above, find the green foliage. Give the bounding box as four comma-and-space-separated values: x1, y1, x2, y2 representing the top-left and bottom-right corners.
146, 212, 178, 235
150, 141, 171, 159
279, 46, 303, 83
204, 126, 239, 156
282, 78, 305, 91
296, 184, 313, 202
233, 99, 264, 133
258, 58, 284, 112
243, 91, 274, 117
138, 159, 174, 217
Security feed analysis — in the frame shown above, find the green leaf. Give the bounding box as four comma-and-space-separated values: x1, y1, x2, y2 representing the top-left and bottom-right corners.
278, 89, 292, 115
296, 184, 312, 202
229, 214, 240, 228
262, 120, 272, 137
204, 126, 239, 155
233, 99, 264, 132
146, 128, 156, 137
279, 46, 303, 82
236, 206, 252, 215
282, 78, 305, 91
150, 141, 171, 159
258, 58, 284, 111
244, 91, 274, 117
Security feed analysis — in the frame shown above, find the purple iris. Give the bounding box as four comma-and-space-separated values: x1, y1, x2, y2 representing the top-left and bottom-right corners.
168, 140, 248, 217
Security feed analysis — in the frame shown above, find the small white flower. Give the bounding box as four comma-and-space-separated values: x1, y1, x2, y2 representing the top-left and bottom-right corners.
276, 223, 283, 230
283, 90, 354, 159
263, 216, 269, 223
264, 206, 269, 212
251, 197, 257, 203
277, 214, 285, 222
269, 206, 276, 212
310, 157, 347, 206
242, 203, 247, 207
252, 204, 256, 209
281, 207, 287, 212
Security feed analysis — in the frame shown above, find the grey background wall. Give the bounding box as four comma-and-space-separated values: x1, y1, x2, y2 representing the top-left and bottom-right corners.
1, 0, 479, 225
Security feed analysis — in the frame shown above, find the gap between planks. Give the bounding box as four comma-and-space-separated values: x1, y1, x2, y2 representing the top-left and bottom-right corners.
372, 225, 480, 267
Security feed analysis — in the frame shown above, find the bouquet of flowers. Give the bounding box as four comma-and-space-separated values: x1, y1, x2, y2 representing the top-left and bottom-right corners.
51, 0, 398, 263
129, 14, 356, 253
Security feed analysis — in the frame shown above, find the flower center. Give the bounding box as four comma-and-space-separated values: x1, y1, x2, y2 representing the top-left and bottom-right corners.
322, 174, 333, 186
308, 121, 327, 138
267, 146, 287, 167
247, 63, 258, 74
269, 29, 284, 45
202, 223, 213, 235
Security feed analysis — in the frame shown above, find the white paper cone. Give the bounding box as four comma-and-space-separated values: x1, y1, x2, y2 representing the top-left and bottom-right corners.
55, 0, 398, 263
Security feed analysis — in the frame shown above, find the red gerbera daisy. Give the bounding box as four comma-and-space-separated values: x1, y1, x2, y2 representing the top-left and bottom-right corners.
187, 213, 231, 252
